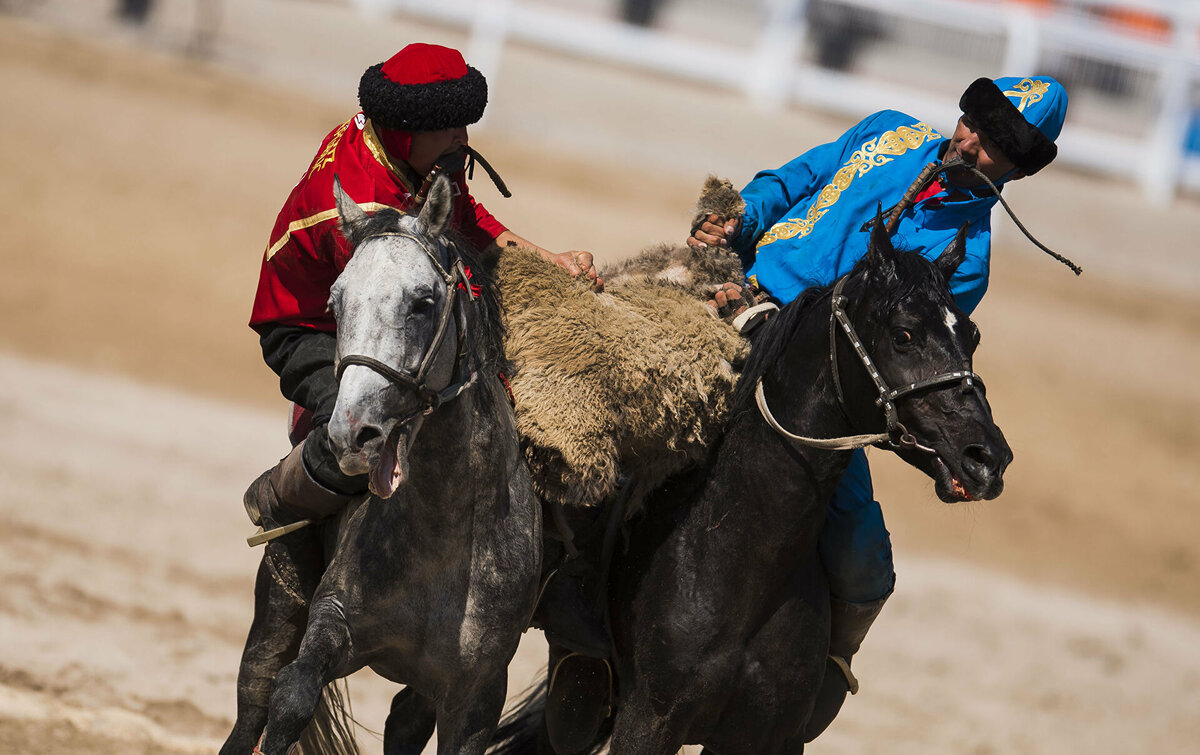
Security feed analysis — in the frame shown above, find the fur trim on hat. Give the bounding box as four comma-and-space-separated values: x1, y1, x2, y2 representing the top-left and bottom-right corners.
959, 78, 1057, 175
358, 62, 487, 131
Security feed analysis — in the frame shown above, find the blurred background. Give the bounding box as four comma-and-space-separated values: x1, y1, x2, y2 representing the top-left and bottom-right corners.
1, 0, 1198, 753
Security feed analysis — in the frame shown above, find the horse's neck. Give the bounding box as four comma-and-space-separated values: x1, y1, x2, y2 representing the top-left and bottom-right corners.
694, 309, 858, 552
402, 385, 509, 524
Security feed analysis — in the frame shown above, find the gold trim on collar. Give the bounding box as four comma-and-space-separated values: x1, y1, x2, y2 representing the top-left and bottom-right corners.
307, 118, 353, 180
265, 202, 397, 261
363, 119, 416, 195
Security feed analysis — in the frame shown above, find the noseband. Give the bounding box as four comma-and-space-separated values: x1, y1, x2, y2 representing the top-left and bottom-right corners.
334, 227, 479, 421
756, 275, 985, 452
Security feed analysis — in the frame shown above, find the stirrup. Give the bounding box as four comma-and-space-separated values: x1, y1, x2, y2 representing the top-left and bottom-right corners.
247, 519, 314, 547
545, 652, 614, 754
829, 654, 860, 695
548, 652, 615, 716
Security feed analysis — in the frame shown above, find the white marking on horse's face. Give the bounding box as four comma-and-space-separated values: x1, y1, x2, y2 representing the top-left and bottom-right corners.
942, 306, 958, 335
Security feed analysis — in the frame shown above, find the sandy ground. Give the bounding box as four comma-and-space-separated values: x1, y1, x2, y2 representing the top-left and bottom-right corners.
2, 3, 1200, 753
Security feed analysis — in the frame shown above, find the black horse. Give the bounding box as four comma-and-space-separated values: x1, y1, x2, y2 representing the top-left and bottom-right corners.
492, 217, 1012, 753
220, 175, 541, 755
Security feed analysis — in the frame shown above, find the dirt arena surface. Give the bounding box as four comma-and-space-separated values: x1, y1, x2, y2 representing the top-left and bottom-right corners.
2, 6, 1199, 753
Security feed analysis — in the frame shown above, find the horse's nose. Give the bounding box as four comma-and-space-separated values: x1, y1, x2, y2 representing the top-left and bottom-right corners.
961, 442, 1011, 492
327, 415, 385, 477
963, 444, 997, 480
352, 424, 383, 454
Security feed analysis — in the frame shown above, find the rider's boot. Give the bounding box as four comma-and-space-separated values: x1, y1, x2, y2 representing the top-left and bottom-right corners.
804, 593, 889, 742
535, 557, 612, 657
244, 438, 356, 547
534, 514, 614, 754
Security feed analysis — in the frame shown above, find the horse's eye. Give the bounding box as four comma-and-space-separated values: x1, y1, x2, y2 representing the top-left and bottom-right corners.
412, 296, 436, 315
892, 329, 913, 347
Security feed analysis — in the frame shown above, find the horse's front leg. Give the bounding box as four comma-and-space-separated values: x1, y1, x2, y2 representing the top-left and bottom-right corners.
434, 671, 509, 755
220, 534, 323, 755
384, 686, 437, 755
257, 593, 355, 755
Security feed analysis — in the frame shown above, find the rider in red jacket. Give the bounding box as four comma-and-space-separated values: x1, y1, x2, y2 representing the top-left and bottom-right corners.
244, 43, 599, 543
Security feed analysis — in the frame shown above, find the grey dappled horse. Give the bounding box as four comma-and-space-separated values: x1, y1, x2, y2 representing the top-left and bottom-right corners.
221, 175, 541, 755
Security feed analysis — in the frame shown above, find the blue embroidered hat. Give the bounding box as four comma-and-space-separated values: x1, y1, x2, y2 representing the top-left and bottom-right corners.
959, 75, 1068, 175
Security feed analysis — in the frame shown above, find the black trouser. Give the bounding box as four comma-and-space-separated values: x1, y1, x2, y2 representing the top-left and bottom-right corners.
256, 323, 368, 496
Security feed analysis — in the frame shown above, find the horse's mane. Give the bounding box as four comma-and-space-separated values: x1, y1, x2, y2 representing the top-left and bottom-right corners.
447, 227, 509, 387
731, 244, 948, 410
340, 205, 404, 251
731, 283, 832, 410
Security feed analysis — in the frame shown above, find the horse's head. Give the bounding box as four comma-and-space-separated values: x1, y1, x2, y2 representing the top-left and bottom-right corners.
836, 218, 1012, 502
326, 174, 469, 499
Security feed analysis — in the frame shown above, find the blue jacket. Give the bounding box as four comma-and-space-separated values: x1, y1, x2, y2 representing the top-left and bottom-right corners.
733, 110, 1000, 314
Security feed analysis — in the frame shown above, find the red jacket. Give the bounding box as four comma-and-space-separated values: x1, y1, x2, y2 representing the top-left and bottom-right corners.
249, 113, 507, 332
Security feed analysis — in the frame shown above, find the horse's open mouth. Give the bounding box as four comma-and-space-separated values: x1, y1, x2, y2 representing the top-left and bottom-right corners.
369, 421, 417, 500
931, 455, 973, 503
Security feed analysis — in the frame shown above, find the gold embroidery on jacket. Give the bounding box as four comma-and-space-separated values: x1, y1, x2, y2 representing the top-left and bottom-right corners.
1004, 79, 1049, 112
362, 119, 415, 195
265, 202, 397, 261
307, 119, 352, 179
757, 122, 942, 249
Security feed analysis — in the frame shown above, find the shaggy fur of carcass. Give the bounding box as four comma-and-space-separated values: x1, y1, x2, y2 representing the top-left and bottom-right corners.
496, 175, 749, 512
601, 175, 747, 301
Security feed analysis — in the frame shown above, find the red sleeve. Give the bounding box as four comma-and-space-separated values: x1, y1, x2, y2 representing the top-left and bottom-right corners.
249, 214, 342, 332
249, 161, 354, 332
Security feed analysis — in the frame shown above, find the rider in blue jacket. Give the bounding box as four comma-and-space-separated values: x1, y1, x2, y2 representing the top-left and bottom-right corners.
690, 75, 1069, 740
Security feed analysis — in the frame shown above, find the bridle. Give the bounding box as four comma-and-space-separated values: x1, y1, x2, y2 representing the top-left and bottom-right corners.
334, 226, 479, 423
755, 275, 985, 452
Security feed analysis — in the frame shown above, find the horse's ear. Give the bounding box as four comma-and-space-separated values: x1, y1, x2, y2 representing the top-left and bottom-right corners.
334, 174, 368, 229
418, 173, 454, 238
935, 223, 969, 281
865, 204, 898, 280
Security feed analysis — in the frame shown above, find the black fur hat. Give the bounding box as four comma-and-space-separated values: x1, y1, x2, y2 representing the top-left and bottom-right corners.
959, 77, 1063, 175
358, 43, 487, 132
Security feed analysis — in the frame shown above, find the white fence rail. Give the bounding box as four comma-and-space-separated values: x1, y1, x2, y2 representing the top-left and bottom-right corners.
355, 0, 1200, 204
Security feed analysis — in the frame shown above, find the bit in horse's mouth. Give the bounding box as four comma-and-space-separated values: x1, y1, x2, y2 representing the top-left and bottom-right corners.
932, 455, 973, 503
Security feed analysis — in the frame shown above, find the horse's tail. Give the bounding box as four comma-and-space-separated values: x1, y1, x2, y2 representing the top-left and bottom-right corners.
294, 679, 360, 755
488, 672, 610, 755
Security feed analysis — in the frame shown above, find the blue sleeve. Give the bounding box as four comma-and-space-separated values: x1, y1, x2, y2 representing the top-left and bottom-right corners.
949, 229, 991, 315
733, 111, 896, 267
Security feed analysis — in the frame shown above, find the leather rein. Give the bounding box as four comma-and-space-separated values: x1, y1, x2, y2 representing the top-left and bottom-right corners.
334, 228, 479, 423
755, 276, 985, 452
